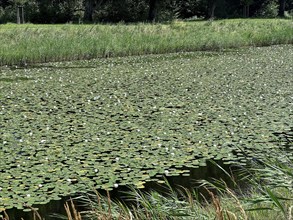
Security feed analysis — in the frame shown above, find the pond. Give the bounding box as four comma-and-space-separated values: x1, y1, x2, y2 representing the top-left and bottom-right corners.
1, 45, 292, 218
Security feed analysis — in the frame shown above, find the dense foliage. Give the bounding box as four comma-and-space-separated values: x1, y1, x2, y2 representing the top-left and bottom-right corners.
0, 0, 292, 23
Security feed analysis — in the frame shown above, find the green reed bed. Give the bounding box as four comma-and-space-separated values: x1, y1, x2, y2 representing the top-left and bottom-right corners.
0, 19, 292, 65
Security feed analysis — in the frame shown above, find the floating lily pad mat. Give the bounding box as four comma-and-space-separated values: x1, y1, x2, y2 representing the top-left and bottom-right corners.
0, 45, 292, 210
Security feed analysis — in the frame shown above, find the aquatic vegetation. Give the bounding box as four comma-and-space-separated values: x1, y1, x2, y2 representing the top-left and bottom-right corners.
0, 45, 292, 211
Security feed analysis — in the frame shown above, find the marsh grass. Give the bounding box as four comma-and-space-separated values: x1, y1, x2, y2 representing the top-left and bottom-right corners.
0, 19, 292, 65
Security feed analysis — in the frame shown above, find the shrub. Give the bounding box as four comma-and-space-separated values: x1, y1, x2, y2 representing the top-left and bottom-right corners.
256, 0, 279, 18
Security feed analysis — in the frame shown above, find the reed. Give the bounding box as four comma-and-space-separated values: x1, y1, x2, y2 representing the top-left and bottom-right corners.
0, 19, 292, 65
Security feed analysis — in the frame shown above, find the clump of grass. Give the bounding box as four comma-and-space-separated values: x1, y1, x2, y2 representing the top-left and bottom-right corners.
242, 152, 293, 219
200, 146, 293, 220
64, 199, 82, 220
0, 19, 292, 66
73, 182, 218, 220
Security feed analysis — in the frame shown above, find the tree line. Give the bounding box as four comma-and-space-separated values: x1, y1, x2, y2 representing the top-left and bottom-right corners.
0, 0, 292, 24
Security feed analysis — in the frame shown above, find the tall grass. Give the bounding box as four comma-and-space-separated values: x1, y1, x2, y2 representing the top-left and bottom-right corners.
0, 19, 292, 65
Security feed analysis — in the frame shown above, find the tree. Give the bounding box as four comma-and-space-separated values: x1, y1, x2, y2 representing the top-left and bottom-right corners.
207, 0, 217, 19
241, 0, 253, 17
278, 0, 286, 16
0, 0, 10, 7
83, 0, 106, 22
6, 0, 28, 23
148, 0, 157, 22
83, 0, 95, 21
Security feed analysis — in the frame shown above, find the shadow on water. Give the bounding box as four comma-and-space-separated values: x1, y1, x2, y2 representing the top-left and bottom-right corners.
7, 65, 98, 71
2, 160, 243, 220
3, 200, 68, 220
0, 77, 35, 82
272, 127, 293, 148
2, 48, 248, 72
142, 160, 241, 196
